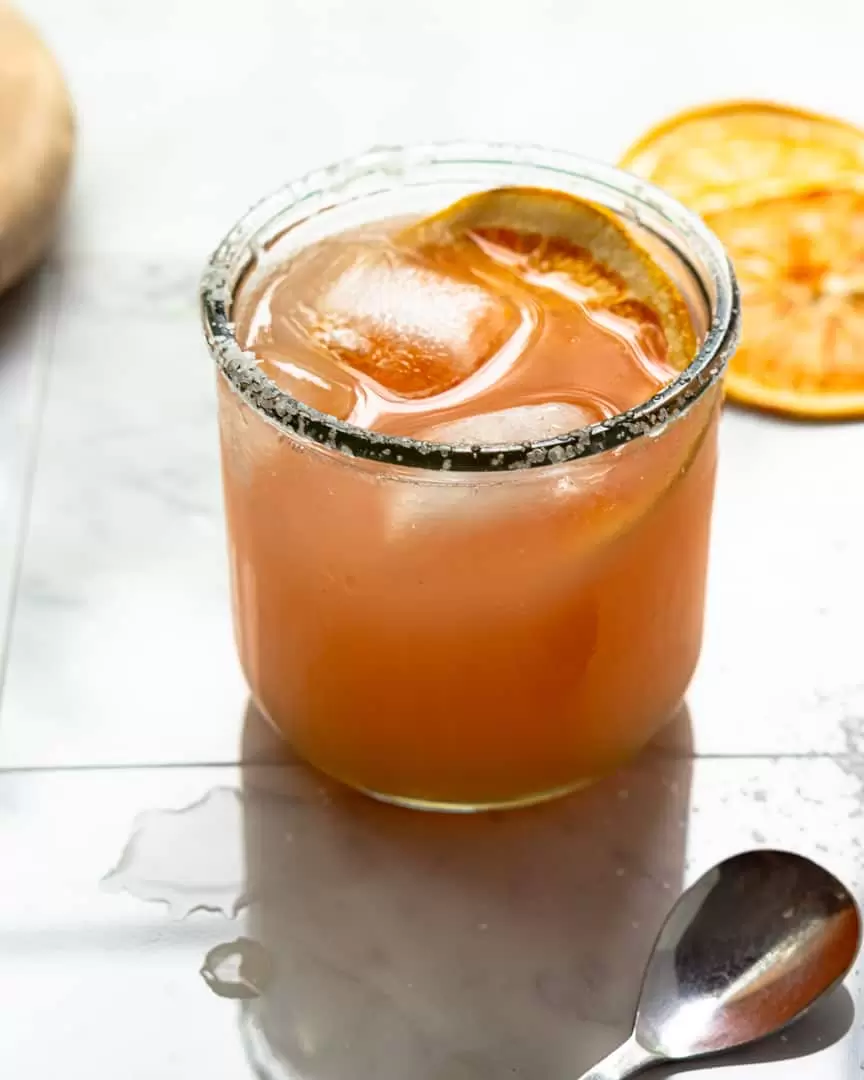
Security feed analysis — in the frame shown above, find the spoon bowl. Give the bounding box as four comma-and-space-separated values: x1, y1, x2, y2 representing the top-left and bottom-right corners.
579, 850, 862, 1078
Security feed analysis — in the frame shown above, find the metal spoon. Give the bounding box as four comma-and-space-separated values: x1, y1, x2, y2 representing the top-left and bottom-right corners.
578, 850, 862, 1078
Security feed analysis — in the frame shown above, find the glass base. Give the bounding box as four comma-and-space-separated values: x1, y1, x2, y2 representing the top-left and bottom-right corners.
359, 778, 596, 813
248, 696, 641, 813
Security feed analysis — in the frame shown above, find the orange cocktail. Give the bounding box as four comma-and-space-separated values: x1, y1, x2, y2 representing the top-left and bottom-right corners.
202, 145, 739, 810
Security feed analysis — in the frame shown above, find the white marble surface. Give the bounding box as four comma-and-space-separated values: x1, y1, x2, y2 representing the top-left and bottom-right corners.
0, 0, 863, 1076
0, 273, 57, 667
0, 745, 862, 1079
0, 257, 249, 767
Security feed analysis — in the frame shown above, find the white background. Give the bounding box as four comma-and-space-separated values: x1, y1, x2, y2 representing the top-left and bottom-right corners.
29, 0, 864, 257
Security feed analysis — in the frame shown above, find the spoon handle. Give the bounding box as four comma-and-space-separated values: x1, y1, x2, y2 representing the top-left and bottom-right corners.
574, 1036, 659, 1079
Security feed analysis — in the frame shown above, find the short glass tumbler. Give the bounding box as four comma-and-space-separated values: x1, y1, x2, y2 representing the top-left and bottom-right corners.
201, 143, 739, 811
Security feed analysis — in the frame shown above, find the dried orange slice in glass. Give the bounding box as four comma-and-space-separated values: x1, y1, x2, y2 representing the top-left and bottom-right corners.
401, 186, 696, 371
620, 100, 864, 214
705, 187, 864, 417
399, 186, 708, 547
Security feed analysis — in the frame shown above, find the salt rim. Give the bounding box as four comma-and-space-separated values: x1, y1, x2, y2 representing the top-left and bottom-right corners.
200, 142, 741, 473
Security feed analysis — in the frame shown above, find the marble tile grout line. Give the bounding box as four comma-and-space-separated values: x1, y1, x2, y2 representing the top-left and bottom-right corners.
0, 749, 862, 776
0, 267, 63, 700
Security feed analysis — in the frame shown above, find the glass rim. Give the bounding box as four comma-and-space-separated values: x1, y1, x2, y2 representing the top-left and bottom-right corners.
200, 141, 740, 473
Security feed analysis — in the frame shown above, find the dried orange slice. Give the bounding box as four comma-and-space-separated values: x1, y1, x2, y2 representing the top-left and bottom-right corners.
706, 187, 864, 417
620, 100, 864, 214
401, 186, 696, 371
400, 187, 708, 549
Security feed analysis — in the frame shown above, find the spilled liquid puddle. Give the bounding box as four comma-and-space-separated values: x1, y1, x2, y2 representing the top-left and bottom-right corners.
97, 770, 688, 1080
101, 786, 276, 1002
201, 937, 273, 999
102, 786, 251, 918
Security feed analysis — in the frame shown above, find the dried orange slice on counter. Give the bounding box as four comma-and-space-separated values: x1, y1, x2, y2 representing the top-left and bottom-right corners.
622, 100, 864, 417
401, 186, 697, 370
620, 100, 864, 215
706, 187, 864, 417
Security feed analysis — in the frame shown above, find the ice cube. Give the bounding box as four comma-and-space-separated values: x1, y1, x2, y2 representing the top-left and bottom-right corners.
386, 403, 601, 537
265, 237, 522, 398
425, 402, 596, 446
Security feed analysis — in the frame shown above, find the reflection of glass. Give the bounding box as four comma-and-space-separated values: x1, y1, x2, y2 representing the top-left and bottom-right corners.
202, 144, 739, 810
238, 706, 693, 1080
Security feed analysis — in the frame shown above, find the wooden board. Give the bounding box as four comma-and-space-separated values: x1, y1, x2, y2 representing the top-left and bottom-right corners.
0, 3, 74, 293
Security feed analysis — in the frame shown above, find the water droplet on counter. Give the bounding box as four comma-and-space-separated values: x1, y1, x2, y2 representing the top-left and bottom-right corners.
101, 787, 250, 917
201, 937, 273, 999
